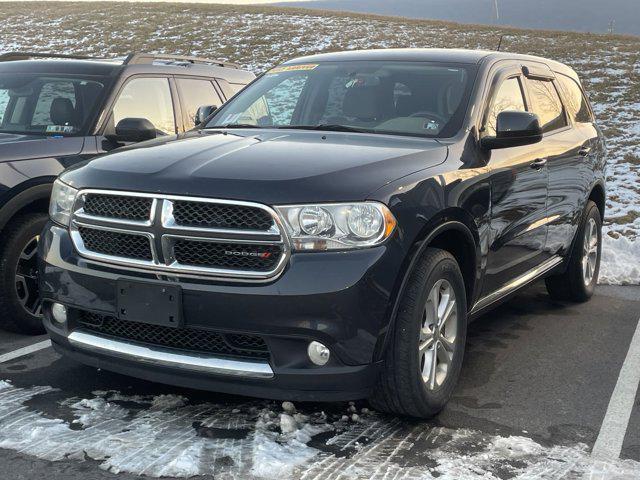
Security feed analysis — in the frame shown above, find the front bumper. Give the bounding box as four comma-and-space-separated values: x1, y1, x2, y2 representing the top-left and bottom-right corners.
40, 223, 405, 401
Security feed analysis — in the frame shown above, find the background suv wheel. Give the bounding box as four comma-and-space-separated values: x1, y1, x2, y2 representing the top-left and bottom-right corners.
369, 248, 467, 418
0, 213, 48, 334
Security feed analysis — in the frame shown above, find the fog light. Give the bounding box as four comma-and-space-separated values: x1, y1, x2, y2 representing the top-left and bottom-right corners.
51, 303, 67, 324
307, 341, 330, 366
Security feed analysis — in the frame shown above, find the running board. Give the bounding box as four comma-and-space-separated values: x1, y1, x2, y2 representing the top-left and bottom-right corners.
68, 331, 274, 379
471, 256, 563, 316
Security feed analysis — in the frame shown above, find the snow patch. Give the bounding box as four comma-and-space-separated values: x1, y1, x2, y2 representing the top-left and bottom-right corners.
601, 234, 640, 285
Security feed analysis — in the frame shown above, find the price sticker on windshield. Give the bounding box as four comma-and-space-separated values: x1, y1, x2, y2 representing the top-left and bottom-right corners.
267, 64, 319, 75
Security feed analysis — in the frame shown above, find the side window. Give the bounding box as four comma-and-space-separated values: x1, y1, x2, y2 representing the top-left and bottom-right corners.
32, 81, 76, 126
0, 90, 9, 123
176, 78, 223, 127
112, 77, 176, 135
557, 75, 593, 124
527, 79, 567, 133
485, 77, 526, 137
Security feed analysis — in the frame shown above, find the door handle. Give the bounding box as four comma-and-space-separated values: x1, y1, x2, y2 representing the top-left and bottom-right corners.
579, 146, 592, 157
530, 158, 547, 170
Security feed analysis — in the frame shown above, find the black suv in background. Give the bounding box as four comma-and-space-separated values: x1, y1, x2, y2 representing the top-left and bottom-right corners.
40, 49, 606, 418
0, 52, 254, 333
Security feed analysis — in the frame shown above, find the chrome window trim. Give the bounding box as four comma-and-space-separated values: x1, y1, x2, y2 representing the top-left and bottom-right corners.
69, 189, 291, 281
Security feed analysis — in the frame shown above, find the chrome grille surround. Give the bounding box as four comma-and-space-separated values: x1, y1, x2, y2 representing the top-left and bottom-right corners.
69, 190, 290, 281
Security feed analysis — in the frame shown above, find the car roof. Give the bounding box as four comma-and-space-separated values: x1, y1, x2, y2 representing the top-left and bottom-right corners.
0, 58, 255, 84
283, 48, 578, 79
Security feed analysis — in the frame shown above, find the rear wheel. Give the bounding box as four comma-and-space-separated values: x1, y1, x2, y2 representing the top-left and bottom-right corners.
0, 213, 48, 334
545, 201, 602, 302
369, 248, 467, 418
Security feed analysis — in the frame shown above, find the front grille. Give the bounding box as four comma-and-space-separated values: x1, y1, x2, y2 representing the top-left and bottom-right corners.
78, 227, 152, 261
77, 312, 270, 360
70, 191, 289, 280
173, 240, 281, 271
172, 201, 273, 231
84, 194, 152, 222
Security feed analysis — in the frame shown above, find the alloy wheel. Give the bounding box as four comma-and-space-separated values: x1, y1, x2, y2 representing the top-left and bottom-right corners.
582, 217, 599, 286
419, 279, 458, 390
14, 235, 42, 317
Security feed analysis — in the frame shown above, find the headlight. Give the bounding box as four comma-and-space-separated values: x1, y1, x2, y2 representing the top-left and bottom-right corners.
276, 202, 396, 251
49, 179, 78, 226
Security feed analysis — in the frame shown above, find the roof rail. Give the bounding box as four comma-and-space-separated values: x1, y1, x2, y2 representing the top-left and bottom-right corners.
123, 53, 239, 69
0, 52, 103, 62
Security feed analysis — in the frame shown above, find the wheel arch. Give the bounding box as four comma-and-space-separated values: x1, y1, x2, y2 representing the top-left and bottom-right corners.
588, 182, 606, 221
0, 179, 55, 246
374, 209, 481, 361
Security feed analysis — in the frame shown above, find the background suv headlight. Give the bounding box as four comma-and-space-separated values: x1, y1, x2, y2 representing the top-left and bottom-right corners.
276, 202, 396, 251
49, 179, 78, 227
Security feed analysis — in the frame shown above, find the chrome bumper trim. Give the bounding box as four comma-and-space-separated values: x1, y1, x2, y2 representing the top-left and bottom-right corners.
68, 330, 274, 379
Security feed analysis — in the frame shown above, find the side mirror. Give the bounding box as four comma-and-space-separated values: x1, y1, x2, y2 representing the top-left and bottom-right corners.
482, 111, 543, 150
113, 118, 157, 143
194, 105, 218, 126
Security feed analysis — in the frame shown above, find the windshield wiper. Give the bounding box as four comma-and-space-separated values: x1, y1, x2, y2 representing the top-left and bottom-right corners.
278, 124, 373, 134
210, 124, 264, 129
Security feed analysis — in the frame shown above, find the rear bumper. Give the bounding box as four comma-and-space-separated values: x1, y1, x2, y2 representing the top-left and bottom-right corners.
40, 223, 405, 401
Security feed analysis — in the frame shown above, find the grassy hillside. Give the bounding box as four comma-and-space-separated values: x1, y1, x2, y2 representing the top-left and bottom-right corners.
0, 1, 638, 280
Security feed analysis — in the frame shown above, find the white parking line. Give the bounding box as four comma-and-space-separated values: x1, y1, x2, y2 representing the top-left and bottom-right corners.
0, 340, 51, 364
592, 317, 640, 459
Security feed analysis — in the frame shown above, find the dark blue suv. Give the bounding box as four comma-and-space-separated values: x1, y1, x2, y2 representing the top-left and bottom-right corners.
0, 52, 253, 333
39, 49, 606, 417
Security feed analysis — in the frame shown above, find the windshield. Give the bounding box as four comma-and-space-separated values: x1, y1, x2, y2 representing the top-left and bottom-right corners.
207, 61, 475, 138
0, 74, 107, 136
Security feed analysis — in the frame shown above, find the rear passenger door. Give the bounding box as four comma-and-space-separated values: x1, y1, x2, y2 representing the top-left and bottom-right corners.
522, 67, 585, 257
175, 77, 224, 130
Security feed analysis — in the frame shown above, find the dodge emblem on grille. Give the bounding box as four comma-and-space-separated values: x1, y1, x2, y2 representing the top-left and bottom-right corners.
224, 250, 273, 259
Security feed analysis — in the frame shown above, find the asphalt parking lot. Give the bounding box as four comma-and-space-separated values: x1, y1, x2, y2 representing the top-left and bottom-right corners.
0, 283, 639, 479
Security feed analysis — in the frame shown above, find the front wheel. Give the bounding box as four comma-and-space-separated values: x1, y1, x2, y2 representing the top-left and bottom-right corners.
0, 213, 48, 334
545, 200, 602, 302
369, 248, 467, 418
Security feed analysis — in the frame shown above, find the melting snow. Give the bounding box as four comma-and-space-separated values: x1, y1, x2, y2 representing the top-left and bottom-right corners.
0, 383, 638, 479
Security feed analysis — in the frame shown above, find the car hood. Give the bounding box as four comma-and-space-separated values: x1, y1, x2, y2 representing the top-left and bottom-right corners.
61, 129, 448, 204
0, 132, 85, 162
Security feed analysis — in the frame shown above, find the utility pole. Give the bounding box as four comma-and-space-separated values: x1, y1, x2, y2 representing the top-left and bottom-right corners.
607, 20, 615, 34
493, 0, 500, 23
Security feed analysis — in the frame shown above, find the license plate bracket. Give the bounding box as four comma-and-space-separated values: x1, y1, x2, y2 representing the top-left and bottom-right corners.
116, 280, 182, 328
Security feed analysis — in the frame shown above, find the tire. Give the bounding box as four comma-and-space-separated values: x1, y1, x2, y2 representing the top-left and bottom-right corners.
369, 248, 467, 418
0, 213, 48, 334
545, 200, 602, 302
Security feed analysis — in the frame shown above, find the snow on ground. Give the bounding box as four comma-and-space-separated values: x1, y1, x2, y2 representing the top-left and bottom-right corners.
0, 380, 639, 479
0, 2, 638, 283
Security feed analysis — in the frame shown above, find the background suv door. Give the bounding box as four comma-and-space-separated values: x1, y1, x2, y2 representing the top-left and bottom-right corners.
480, 67, 551, 297
97, 76, 178, 152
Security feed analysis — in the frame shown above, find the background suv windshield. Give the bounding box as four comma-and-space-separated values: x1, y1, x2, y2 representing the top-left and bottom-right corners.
207, 61, 475, 138
0, 74, 106, 136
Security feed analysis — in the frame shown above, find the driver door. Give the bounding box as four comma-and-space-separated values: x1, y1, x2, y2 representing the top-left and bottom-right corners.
480, 68, 551, 297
